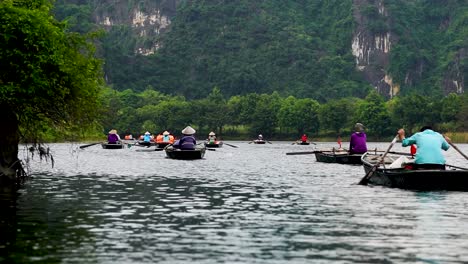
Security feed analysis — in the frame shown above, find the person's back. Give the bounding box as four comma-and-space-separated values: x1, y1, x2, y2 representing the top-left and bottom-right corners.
143, 132, 151, 142
301, 134, 308, 142
173, 126, 197, 150
349, 123, 367, 154
400, 128, 449, 166
108, 134, 119, 144
179, 135, 196, 150
349, 132, 367, 154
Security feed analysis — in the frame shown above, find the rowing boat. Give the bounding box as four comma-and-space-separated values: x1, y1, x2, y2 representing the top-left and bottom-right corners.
165, 145, 206, 160
314, 149, 362, 165
361, 152, 468, 191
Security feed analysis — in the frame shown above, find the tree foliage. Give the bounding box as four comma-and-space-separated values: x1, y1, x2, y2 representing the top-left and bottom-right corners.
0, 0, 104, 180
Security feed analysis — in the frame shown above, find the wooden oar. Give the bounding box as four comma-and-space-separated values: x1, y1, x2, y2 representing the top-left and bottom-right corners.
79, 142, 101, 149
224, 143, 239, 148
448, 141, 468, 160
358, 135, 399, 185
286, 151, 319, 155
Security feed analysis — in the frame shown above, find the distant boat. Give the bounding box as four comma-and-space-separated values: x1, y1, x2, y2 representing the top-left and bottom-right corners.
101, 142, 125, 149
294, 140, 310, 145
314, 149, 362, 165
361, 152, 468, 191
165, 145, 206, 160
204, 140, 223, 148
252, 139, 266, 144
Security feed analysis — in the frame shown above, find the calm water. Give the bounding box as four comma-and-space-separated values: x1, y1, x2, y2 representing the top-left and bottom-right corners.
1, 141, 468, 263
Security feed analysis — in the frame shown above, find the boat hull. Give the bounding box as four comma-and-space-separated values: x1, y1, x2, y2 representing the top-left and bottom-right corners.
101, 143, 125, 149
155, 142, 171, 149
205, 141, 223, 148
253, 140, 266, 144
314, 151, 362, 165
165, 146, 206, 160
362, 153, 468, 191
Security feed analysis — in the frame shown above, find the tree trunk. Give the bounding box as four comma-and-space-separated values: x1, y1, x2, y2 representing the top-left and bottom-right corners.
0, 104, 20, 186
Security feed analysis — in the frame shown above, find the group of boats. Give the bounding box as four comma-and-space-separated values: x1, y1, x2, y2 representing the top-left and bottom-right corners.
94, 138, 468, 192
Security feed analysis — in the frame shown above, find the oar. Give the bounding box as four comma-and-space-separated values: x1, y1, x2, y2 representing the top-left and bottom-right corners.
267, 140, 272, 144
206, 148, 216, 151
447, 141, 468, 160
79, 142, 101, 149
224, 143, 239, 148
358, 135, 399, 185
286, 151, 319, 155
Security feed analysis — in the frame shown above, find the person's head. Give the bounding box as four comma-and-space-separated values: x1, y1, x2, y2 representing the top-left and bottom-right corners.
209, 131, 216, 136
181, 126, 196, 135
258, 134, 263, 139
145, 131, 150, 135
420, 126, 432, 132
163, 131, 170, 136
109, 129, 117, 135
354, 123, 365, 133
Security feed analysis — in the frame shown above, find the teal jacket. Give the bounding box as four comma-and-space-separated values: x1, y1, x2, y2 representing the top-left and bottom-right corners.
402, 129, 450, 165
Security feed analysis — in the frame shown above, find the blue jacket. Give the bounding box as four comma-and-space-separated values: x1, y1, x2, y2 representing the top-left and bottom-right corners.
402, 129, 450, 165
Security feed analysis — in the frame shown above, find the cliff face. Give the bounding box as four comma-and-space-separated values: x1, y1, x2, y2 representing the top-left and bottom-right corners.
352, 0, 396, 97
351, 0, 465, 97
92, 0, 178, 55
54, 0, 465, 98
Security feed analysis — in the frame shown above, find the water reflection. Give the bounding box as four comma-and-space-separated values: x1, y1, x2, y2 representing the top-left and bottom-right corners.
1, 142, 468, 263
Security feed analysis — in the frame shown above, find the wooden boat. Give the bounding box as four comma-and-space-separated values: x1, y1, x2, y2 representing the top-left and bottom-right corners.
361, 152, 468, 191
136, 140, 156, 147
314, 149, 362, 165
252, 139, 266, 144
155, 142, 171, 149
101, 142, 125, 149
204, 140, 223, 148
165, 145, 206, 160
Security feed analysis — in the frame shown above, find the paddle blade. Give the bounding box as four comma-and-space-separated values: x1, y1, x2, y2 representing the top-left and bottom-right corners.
79, 142, 100, 149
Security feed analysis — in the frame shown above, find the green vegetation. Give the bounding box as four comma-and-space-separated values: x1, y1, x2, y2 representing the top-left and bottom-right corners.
0, 0, 104, 180
99, 88, 468, 142
52, 0, 466, 100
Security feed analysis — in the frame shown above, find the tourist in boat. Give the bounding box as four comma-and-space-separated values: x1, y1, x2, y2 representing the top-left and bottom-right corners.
162, 131, 172, 143
207, 131, 217, 143
107, 129, 120, 144
173, 126, 196, 150
301, 134, 308, 143
349, 123, 367, 154
156, 131, 172, 144
143, 131, 152, 143
258, 134, 263, 140
398, 126, 451, 170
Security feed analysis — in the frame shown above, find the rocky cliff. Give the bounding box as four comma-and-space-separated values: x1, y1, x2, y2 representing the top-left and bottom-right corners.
54, 0, 465, 99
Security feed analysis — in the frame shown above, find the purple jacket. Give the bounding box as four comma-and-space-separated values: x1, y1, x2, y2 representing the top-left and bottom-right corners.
349, 132, 367, 154
107, 134, 119, 144
173, 135, 196, 150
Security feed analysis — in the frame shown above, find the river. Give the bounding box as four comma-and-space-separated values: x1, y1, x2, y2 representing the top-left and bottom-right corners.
1, 141, 468, 263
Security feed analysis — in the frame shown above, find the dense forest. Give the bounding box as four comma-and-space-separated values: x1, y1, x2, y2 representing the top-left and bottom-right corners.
48, 0, 468, 141
53, 0, 466, 100
91, 88, 467, 141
